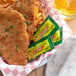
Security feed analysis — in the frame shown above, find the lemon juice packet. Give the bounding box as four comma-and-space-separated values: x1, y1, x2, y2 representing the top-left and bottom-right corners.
27, 36, 54, 62
51, 27, 62, 46
33, 15, 59, 42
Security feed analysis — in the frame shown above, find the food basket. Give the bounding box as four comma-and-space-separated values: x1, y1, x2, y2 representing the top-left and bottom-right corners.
0, 0, 72, 76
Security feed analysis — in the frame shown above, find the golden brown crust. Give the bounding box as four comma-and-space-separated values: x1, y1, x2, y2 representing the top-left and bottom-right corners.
0, 0, 46, 42
0, 0, 16, 8
0, 7, 29, 65
5, 0, 36, 42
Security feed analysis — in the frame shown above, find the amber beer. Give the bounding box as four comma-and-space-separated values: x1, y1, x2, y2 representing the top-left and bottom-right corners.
54, 0, 76, 19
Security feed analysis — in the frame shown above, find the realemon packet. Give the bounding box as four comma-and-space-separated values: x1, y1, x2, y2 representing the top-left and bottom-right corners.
51, 27, 62, 46
33, 15, 59, 42
27, 37, 55, 62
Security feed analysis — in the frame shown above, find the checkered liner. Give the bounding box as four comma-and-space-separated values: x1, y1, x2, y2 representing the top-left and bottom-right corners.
0, 0, 72, 76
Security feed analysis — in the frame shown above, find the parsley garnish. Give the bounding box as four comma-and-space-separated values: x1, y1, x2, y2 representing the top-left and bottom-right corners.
15, 0, 17, 3
16, 9, 20, 12
10, 25, 14, 29
5, 28, 9, 32
8, 57, 9, 60
22, 15, 25, 17
24, 21, 26, 23
5, 35, 8, 37
0, 52, 2, 56
26, 22, 32, 26
16, 45, 20, 52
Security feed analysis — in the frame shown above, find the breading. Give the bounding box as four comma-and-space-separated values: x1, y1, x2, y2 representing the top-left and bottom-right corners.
0, 7, 29, 65
2, 0, 46, 42
5, 0, 36, 42
1, 0, 46, 42
0, 0, 15, 8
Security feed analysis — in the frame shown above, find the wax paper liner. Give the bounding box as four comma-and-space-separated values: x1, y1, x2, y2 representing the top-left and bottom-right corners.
0, 0, 72, 76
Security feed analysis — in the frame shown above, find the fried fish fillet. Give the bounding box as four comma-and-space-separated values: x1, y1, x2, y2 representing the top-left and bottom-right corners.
2, 0, 46, 42
0, 7, 29, 65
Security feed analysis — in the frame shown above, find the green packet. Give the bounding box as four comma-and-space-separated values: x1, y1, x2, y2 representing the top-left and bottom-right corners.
33, 15, 59, 42
27, 36, 55, 62
51, 27, 63, 46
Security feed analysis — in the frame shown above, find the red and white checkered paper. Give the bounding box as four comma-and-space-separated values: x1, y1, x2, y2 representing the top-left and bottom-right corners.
0, 0, 72, 76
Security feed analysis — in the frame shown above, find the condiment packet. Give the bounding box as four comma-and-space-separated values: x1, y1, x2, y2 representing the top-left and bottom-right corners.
51, 27, 63, 46
27, 36, 55, 62
33, 15, 59, 42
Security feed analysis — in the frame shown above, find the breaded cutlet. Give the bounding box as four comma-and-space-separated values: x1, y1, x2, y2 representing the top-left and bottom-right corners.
0, 7, 29, 65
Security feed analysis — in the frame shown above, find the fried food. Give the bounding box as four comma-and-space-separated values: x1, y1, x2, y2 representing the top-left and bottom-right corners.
0, 0, 16, 8
4, 0, 36, 42
35, 1, 46, 28
2, 0, 46, 42
0, 7, 29, 65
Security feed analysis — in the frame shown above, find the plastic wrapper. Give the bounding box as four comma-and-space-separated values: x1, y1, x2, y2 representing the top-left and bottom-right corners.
52, 27, 62, 46
28, 36, 54, 62
33, 15, 59, 42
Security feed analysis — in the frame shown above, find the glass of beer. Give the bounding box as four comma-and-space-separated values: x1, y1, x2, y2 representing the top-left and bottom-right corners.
54, 0, 76, 20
